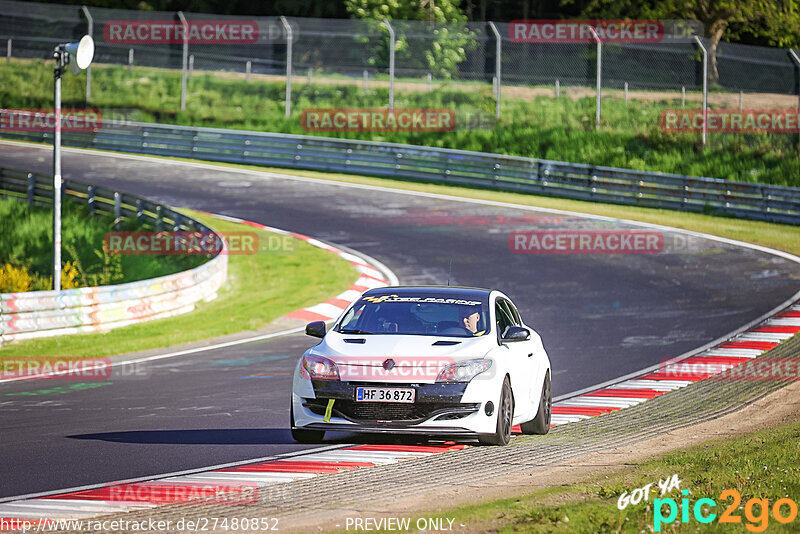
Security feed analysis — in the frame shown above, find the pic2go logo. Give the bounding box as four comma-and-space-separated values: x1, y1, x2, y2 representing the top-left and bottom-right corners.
654, 489, 799, 532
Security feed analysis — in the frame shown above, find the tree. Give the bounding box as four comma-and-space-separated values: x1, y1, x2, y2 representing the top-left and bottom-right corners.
345, 0, 470, 24
569, 0, 800, 82
344, 0, 477, 79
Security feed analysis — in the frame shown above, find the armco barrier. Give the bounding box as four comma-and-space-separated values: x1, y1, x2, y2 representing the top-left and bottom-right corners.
0, 167, 227, 343
2, 120, 798, 224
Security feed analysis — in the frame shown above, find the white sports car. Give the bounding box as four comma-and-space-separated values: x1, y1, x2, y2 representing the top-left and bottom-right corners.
290, 286, 552, 445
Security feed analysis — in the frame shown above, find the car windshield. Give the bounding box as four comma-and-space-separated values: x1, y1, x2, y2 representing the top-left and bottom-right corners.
336, 293, 490, 337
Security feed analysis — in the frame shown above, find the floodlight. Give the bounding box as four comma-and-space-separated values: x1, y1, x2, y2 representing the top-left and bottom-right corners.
64, 35, 94, 75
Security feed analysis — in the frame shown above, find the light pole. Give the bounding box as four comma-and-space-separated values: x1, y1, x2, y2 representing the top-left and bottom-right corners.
487, 22, 502, 120
383, 19, 395, 111
588, 27, 602, 130
694, 36, 708, 147
81, 6, 93, 102
52, 35, 93, 291
177, 11, 188, 111
280, 16, 292, 118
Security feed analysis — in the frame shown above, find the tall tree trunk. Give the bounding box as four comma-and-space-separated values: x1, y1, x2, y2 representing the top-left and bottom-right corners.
479, 0, 487, 21
707, 19, 728, 84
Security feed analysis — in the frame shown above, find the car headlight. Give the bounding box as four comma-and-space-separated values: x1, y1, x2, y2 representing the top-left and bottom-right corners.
436, 358, 493, 383
302, 354, 340, 380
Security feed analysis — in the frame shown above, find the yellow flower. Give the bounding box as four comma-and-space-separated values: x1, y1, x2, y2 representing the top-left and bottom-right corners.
0, 263, 33, 293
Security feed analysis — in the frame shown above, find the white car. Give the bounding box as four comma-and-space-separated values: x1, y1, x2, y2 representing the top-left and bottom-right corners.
290, 286, 552, 445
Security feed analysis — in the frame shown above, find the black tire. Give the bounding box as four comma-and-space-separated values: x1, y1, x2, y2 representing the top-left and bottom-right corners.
520, 371, 551, 435
290, 405, 325, 444
479, 377, 513, 446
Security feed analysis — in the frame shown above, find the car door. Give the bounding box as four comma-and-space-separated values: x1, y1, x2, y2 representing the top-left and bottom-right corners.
495, 297, 535, 419
508, 298, 546, 408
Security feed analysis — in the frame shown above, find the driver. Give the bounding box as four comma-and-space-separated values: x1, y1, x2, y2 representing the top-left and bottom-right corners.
459, 306, 485, 336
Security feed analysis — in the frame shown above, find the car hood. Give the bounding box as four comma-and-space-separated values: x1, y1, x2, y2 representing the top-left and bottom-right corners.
311, 333, 494, 383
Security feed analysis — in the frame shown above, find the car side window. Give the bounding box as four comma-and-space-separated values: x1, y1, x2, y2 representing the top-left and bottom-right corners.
495, 300, 514, 336
499, 299, 521, 327
505, 299, 522, 326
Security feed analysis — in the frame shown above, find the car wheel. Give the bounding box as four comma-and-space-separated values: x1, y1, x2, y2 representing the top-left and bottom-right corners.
290, 404, 325, 444
521, 371, 551, 435
479, 377, 513, 446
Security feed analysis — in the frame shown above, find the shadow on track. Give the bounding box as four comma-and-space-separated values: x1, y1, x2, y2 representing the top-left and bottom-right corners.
68, 429, 295, 445
69, 429, 473, 447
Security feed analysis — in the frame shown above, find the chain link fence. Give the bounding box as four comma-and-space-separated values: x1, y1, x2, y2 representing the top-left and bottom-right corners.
0, 0, 799, 160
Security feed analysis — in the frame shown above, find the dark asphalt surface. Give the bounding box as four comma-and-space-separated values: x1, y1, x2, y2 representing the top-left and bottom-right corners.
2, 142, 799, 498
0, 334, 316, 499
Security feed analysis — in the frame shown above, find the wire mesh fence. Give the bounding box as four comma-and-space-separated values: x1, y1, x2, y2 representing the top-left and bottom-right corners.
0, 0, 798, 163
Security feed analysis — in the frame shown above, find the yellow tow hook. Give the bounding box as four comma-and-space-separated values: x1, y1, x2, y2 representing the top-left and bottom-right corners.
323, 398, 335, 423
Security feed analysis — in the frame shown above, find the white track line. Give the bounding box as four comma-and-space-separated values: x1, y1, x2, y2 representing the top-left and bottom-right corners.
700, 348, 765, 358
734, 332, 795, 342
611, 380, 693, 390
766, 318, 800, 326
160, 473, 316, 484
556, 397, 648, 409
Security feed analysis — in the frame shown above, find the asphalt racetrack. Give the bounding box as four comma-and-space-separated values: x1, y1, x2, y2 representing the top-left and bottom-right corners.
2, 142, 799, 498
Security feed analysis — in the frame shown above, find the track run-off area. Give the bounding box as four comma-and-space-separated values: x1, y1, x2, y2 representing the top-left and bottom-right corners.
1, 140, 799, 509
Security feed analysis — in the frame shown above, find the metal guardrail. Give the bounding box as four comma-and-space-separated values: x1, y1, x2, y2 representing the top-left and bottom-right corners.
2, 121, 799, 224
0, 166, 228, 343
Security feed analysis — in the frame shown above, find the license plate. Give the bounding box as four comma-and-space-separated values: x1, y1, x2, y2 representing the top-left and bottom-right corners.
355, 387, 415, 403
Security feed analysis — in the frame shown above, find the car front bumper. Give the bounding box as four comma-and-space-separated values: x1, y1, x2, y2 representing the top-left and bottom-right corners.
292, 375, 501, 435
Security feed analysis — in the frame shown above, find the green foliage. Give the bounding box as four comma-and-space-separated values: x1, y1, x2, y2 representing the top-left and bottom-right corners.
571, 0, 800, 44
562, 0, 800, 85
64, 243, 124, 287
0, 196, 205, 290
345, 0, 466, 21
343, 0, 476, 79
1, 61, 798, 186
571, 0, 800, 79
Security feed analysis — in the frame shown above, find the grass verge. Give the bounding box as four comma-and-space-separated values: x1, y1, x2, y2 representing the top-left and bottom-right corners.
0, 210, 358, 359
396, 417, 800, 533
1, 60, 797, 186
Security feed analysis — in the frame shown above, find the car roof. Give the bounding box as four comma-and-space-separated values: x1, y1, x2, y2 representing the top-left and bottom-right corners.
362, 286, 492, 300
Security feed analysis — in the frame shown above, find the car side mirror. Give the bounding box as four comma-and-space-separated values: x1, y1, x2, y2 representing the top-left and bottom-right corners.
305, 321, 326, 338
502, 326, 530, 343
